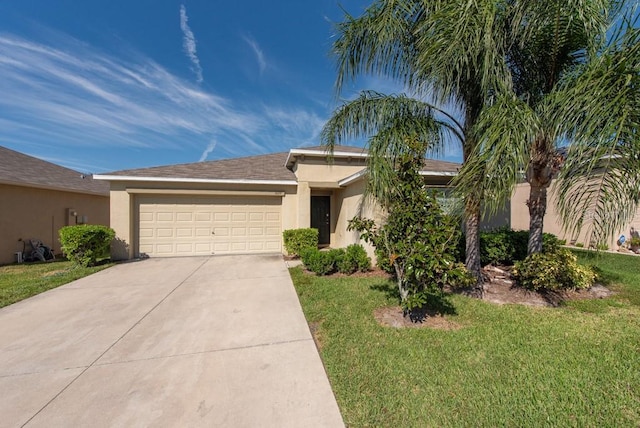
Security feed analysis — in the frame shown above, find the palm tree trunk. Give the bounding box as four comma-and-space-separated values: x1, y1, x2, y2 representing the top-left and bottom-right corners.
462, 109, 483, 294
465, 193, 483, 296
526, 136, 555, 255
527, 182, 547, 254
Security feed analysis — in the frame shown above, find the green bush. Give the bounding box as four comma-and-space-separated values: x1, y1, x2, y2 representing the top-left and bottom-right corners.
283, 228, 318, 257
459, 227, 565, 266
301, 248, 346, 276
59, 225, 115, 267
338, 244, 371, 274
512, 248, 596, 291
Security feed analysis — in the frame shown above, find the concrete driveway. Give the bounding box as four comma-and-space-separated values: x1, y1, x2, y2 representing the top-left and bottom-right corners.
0, 255, 344, 428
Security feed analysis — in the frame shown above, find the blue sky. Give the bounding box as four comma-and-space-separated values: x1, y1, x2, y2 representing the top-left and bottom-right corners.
1, 0, 426, 173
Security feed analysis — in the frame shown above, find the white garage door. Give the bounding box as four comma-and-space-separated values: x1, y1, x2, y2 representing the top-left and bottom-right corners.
137, 196, 282, 257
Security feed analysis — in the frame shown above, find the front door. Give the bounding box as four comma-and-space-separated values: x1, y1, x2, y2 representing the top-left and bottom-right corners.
311, 196, 330, 246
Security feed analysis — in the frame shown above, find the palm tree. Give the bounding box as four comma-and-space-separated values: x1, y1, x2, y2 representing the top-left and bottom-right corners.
456, 0, 634, 254
555, 14, 640, 246
322, 0, 511, 291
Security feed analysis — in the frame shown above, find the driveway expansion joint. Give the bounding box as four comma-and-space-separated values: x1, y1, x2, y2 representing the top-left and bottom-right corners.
92, 337, 315, 366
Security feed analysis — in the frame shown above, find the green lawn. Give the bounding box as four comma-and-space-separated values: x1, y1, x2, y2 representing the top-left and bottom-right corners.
0, 260, 114, 308
291, 251, 640, 427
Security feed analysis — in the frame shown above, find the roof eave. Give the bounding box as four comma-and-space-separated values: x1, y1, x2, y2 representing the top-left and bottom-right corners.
285, 149, 369, 169
419, 171, 458, 177
0, 179, 109, 197
93, 175, 298, 186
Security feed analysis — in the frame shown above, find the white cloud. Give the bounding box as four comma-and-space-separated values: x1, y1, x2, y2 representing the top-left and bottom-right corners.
243, 35, 267, 74
263, 106, 325, 147
0, 34, 258, 153
0, 31, 329, 169
179, 4, 203, 83
199, 140, 217, 162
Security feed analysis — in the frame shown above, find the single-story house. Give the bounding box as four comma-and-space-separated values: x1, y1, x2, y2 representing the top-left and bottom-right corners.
95, 146, 463, 260
511, 182, 640, 248
0, 146, 110, 264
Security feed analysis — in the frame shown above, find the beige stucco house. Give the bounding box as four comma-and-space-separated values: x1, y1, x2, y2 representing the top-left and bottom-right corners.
95, 146, 461, 260
0, 146, 110, 265
511, 182, 640, 248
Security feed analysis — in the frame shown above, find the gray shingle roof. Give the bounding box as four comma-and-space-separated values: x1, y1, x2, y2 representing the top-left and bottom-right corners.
103, 152, 296, 182
0, 146, 109, 196
98, 145, 460, 182
421, 159, 460, 174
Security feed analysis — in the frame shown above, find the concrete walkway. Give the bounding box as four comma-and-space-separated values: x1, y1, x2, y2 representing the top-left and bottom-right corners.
0, 255, 344, 428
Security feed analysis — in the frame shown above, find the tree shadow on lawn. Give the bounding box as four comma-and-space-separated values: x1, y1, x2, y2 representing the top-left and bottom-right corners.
369, 281, 457, 324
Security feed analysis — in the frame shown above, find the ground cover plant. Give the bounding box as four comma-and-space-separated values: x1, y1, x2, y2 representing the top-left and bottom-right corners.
291, 250, 640, 427
0, 260, 113, 308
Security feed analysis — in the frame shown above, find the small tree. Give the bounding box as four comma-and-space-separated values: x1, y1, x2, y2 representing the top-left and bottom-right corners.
349, 154, 473, 318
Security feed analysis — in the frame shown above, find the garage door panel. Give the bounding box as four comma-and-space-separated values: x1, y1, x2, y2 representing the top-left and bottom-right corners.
195, 228, 211, 237
176, 228, 193, 237
214, 227, 229, 236
140, 212, 154, 222
139, 228, 154, 238
137, 196, 282, 257
265, 212, 279, 221
155, 244, 174, 254
249, 227, 264, 236
265, 227, 280, 236
175, 243, 193, 254
231, 227, 247, 237
176, 212, 193, 222
156, 212, 174, 222
194, 212, 209, 221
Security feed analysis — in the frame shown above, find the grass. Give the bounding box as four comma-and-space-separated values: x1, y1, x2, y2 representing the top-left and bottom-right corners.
290, 251, 640, 427
0, 259, 114, 308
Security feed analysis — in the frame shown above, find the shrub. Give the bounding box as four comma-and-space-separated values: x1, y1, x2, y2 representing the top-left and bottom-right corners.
512, 248, 596, 291
283, 228, 318, 257
301, 248, 345, 276
338, 244, 371, 274
459, 228, 565, 266
59, 225, 115, 267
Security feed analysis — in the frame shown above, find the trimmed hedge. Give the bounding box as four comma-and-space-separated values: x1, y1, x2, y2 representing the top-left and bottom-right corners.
300, 245, 371, 276
59, 225, 115, 267
283, 228, 319, 257
338, 244, 371, 274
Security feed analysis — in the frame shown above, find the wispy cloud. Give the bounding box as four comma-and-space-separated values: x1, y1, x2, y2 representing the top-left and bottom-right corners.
179, 4, 203, 83
0, 31, 328, 171
199, 140, 217, 162
243, 35, 267, 74
262, 106, 325, 147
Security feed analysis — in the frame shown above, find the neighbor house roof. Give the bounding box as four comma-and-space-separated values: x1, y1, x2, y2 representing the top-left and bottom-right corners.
0, 146, 109, 196
94, 145, 460, 185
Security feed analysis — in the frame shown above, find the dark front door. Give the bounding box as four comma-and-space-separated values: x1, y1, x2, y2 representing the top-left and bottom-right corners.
311, 196, 331, 246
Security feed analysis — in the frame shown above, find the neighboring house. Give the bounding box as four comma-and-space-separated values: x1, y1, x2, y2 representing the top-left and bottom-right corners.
511, 182, 640, 248
94, 146, 462, 260
0, 146, 110, 265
